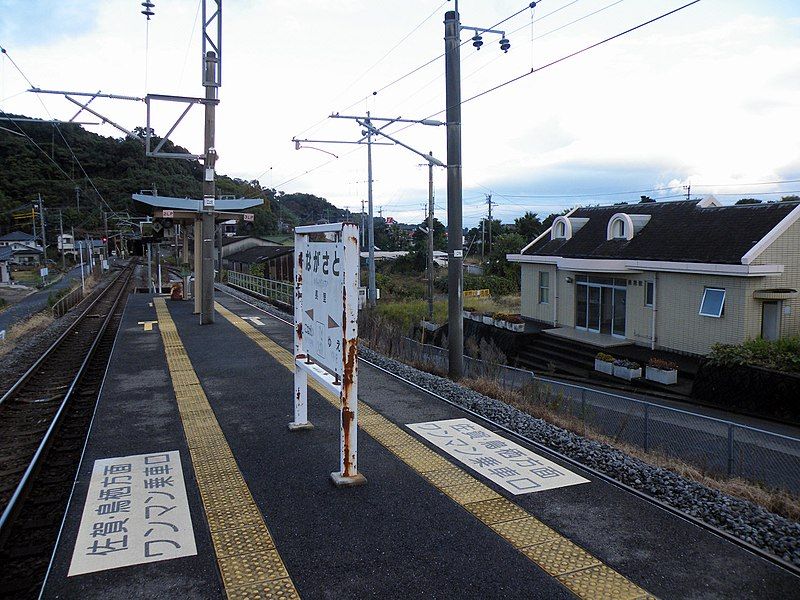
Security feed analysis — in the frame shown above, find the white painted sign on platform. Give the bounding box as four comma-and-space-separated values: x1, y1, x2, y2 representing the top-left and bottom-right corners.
300, 240, 345, 377
68, 450, 196, 576
407, 418, 589, 494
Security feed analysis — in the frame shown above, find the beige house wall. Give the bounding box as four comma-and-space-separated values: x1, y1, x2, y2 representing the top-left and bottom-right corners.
651, 272, 754, 355
520, 264, 557, 325
750, 218, 800, 339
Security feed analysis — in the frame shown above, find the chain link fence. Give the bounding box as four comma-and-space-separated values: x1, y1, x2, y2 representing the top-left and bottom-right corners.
397, 337, 800, 495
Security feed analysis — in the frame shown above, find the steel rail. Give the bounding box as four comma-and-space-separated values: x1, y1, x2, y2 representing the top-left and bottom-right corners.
0, 265, 134, 543
216, 285, 800, 579
1, 265, 127, 407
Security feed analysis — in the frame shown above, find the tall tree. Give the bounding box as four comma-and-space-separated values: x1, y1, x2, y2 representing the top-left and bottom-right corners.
514, 211, 542, 240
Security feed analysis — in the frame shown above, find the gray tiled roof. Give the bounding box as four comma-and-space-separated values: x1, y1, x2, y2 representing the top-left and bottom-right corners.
523, 200, 799, 264
0, 231, 35, 241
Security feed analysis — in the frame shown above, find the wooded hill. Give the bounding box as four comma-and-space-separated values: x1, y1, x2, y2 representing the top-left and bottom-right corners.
0, 114, 347, 237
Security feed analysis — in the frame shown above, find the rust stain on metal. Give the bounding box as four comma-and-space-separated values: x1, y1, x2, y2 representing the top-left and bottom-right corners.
341, 332, 358, 477
296, 322, 303, 340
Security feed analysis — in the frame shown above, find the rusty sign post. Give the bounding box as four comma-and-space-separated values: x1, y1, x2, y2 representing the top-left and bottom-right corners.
292, 223, 365, 487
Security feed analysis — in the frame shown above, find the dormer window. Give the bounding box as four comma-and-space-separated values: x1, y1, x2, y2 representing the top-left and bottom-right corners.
550, 216, 588, 241
606, 212, 650, 241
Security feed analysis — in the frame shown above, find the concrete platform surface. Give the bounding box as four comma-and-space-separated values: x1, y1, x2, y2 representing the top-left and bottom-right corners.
40, 292, 799, 600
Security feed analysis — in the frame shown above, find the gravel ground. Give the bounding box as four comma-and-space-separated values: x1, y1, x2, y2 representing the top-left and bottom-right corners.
217, 283, 800, 568
0, 273, 120, 398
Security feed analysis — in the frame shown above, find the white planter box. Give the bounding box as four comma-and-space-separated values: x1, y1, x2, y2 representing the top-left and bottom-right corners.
646, 366, 678, 385
594, 359, 613, 375
493, 319, 506, 329
462, 311, 472, 319
613, 364, 642, 381
482, 315, 494, 325
471, 314, 482, 322
508, 322, 524, 332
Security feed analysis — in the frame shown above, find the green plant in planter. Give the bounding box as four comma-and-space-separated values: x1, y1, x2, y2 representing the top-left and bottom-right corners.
613, 358, 640, 369
648, 357, 678, 371
595, 352, 615, 363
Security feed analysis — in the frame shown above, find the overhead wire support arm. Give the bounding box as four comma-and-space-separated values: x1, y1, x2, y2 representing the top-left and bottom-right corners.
330, 114, 445, 127
355, 120, 445, 167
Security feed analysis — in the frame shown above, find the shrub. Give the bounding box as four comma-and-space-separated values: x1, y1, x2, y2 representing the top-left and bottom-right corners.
504, 314, 524, 324
708, 337, 800, 373
595, 352, 614, 363
648, 357, 678, 371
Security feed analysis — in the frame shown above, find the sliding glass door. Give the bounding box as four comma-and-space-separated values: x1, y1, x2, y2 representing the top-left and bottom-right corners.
575, 275, 627, 338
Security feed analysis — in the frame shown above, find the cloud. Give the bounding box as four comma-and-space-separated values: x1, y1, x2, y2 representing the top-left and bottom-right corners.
0, 1, 98, 47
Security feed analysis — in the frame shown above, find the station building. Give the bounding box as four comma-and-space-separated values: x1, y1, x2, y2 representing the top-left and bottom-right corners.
507, 198, 800, 356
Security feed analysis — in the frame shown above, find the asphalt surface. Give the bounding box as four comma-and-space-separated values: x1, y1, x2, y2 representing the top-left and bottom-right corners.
41, 292, 800, 599
0, 266, 85, 332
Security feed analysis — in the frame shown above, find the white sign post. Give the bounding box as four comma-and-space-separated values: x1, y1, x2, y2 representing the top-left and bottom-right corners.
292, 223, 365, 487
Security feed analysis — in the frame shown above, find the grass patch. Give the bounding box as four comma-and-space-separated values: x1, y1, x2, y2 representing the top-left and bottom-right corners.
0, 311, 54, 357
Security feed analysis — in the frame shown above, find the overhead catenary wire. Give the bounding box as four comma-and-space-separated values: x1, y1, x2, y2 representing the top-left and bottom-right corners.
0, 44, 115, 214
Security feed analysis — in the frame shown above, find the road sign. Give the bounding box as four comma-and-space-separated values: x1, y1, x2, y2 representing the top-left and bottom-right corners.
292, 222, 364, 487
40, 267, 49, 277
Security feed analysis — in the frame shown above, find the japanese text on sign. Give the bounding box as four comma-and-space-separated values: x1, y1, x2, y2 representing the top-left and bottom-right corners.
301, 241, 344, 377
68, 450, 196, 576
407, 419, 588, 495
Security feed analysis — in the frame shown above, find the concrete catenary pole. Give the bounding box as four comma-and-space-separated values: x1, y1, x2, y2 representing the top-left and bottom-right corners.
200, 50, 218, 324
59, 210, 66, 271
38, 194, 46, 260
427, 155, 435, 321
366, 112, 377, 307
445, 9, 464, 378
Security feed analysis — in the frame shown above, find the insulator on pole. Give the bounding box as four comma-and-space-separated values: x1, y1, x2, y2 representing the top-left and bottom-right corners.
472, 33, 483, 50
141, 1, 155, 19
499, 38, 510, 53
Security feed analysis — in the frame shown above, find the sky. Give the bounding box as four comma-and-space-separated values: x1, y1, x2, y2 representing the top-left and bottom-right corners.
1, 0, 799, 229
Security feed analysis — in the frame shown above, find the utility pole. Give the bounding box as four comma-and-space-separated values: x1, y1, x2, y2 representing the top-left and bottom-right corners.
147, 243, 153, 293
360, 198, 366, 249
481, 219, 485, 264
217, 223, 223, 282
200, 48, 219, 324
445, 8, 464, 379
75, 186, 80, 211
427, 153, 435, 320
486, 194, 494, 257
38, 194, 46, 260
79, 237, 85, 291
59, 210, 66, 271
366, 112, 377, 306
324, 113, 444, 307
103, 211, 109, 260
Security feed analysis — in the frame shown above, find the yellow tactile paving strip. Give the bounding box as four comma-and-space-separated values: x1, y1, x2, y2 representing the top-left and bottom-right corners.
214, 301, 656, 600
153, 298, 300, 600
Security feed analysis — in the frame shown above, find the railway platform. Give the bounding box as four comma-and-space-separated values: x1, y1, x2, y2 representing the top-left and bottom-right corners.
40, 292, 799, 599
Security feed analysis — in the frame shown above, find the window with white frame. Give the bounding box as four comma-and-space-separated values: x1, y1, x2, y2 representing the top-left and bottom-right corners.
555, 221, 566, 238
539, 271, 550, 304
645, 281, 654, 307
699, 288, 726, 317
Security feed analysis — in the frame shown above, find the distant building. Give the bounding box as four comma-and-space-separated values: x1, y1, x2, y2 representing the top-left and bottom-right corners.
0, 232, 43, 266
507, 198, 800, 355
222, 246, 294, 280
58, 233, 77, 258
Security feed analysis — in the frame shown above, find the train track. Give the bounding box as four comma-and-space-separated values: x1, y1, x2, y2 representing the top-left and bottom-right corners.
218, 285, 800, 580
0, 260, 140, 599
